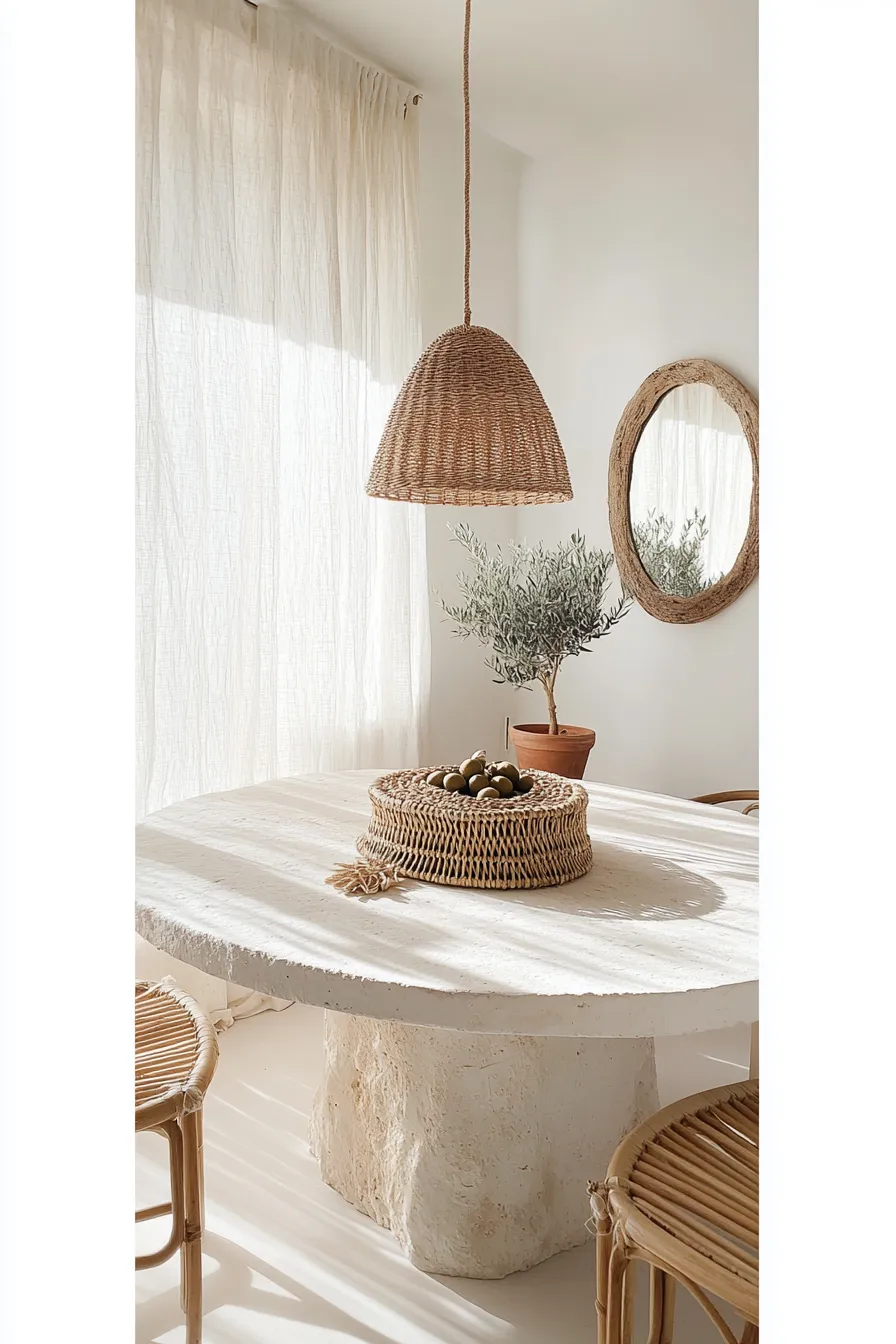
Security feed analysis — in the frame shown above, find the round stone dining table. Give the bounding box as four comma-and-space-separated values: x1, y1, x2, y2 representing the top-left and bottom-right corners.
136, 770, 758, 1279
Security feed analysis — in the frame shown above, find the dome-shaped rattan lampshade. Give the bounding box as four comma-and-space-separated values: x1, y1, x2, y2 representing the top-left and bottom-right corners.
365, 0, 573, 507
366, 324, 572, 505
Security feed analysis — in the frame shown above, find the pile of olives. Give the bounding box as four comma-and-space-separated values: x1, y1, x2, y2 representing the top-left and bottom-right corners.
425, 751, 535, 800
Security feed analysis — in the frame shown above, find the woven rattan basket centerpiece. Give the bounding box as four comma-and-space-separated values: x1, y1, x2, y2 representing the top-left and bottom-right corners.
359, 768, 593, 890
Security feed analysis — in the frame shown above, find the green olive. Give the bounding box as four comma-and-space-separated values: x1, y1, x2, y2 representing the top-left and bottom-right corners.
443, 772, 466, 792
476, 786, 500, 799
467, 773, 491, 794
491, 774, 515, 796
516, 774, 535, 793
495, 761, 520, 784
426, 771, 447, 788
460, 757, 486, 780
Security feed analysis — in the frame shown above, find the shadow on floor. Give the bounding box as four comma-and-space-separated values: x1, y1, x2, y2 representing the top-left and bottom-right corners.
136, 1003, 751, 1344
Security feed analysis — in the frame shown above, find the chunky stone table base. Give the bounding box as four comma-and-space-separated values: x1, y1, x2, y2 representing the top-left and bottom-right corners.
309, 1011, 658, 1279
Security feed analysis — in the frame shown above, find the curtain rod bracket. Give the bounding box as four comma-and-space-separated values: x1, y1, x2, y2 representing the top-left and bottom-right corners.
242, 1, 421, 108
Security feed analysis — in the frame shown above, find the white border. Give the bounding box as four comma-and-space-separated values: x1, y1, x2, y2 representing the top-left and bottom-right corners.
0, 0, 134, 1336
1, 0, 895, 1336
761, 2, 896, 1339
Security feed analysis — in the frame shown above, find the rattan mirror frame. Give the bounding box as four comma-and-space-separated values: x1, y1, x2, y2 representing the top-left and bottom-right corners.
608, 358, 758, 625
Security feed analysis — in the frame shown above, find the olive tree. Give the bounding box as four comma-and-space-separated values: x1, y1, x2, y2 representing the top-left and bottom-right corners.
440, 525, 631, 735
632, 510, 719, 597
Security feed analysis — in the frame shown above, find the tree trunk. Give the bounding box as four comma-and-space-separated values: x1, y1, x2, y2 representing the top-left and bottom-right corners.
542, 678, 559, 735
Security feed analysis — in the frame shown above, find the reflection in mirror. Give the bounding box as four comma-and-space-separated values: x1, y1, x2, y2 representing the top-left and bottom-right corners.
629, 383, 752, 598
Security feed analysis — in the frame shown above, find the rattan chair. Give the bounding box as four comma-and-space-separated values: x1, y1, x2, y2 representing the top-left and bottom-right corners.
588, 790, 760, 1343
136, 981, 219, 1344
590, 1081, 758, 1344
692, 790, 759, 817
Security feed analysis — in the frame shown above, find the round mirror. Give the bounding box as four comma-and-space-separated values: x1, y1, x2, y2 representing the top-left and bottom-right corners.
609, 360, 758, 624
630, 383, 753, 597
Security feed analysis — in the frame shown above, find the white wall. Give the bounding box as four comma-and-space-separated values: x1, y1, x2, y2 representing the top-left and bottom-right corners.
516, 118, 758, 798
416, 96, 758, 797
418, 100, 524, 766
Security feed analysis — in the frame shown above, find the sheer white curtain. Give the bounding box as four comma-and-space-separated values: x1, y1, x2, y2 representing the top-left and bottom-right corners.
630, 383, 752, 578
136, 0, 429, 1021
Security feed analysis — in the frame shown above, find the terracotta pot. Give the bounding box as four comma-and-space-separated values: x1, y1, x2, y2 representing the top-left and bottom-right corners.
510, 723, 596, 780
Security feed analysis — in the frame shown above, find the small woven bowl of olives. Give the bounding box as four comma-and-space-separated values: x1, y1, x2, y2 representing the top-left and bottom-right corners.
425, 750, 534, 800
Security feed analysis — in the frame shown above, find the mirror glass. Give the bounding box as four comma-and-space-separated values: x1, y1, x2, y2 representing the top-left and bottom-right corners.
629, 382, 752, 597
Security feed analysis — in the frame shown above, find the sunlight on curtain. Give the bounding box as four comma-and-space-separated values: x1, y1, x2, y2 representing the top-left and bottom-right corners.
630, 383, 752, 579
137, 0, 429, 819
136, 0, 429, 1021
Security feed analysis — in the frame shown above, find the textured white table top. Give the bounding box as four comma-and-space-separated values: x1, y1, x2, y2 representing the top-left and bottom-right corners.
136, 771, 758, 1038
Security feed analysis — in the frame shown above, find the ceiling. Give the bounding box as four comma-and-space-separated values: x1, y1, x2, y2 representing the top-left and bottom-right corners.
282, 0, 757, 155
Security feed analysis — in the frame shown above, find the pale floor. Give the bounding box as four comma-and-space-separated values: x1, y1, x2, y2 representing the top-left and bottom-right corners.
137, 1006, 751, 1343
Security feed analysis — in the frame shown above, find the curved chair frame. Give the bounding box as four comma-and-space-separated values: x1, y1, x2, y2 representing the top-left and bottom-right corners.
136, 981, 218, 1344
692, 791, 758, 817
590, 1081, 758, 1344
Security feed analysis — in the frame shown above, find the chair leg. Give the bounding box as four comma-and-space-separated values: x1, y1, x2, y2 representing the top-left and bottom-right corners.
592, 1184, 612, 1344
622, 1258, 636, 1344
605, 1239, 628, 1344
660, 1273, 676, 1344
741, 1324, 759, 1344
749, 1022, 759, 1079
596, 1228, 609, 1344
199, 1110, 207, 1208
180, 1109, 205, 1344
136, 1122, 185, 1272
647, 1266, 669, 1344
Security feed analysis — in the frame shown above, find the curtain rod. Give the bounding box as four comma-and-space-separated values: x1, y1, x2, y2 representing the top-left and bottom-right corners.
242, 0, 422, 104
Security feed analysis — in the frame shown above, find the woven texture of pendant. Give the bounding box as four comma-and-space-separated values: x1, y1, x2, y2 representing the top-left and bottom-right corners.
366, 324, 572, 505
365, 0, 572, 506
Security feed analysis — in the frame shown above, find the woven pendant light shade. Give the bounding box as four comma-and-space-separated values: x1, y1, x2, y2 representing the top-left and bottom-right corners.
366, 0, 572, 507
366, 324, 572, 505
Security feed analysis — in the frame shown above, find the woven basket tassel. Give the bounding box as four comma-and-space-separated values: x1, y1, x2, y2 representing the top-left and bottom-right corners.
326, 858, 404, 897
